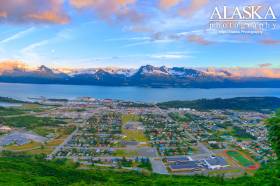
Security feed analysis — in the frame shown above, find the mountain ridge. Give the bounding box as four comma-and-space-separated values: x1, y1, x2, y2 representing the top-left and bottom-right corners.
0, 62, 280, 88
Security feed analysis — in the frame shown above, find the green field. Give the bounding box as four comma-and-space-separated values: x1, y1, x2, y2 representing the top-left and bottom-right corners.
0, 107, 24, 116
121, 114, 148, 142
1, 115, 65, 129
122, 114, 140, 123
227, 151, 254, 167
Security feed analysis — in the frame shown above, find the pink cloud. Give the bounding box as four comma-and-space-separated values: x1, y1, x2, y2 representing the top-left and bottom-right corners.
69, 0, 143, 23
187, 34, 212, 45
178, 0, 208, 17
203, 67, 280, 79
159, 0, 182, 10
260, 39, 280, 45
0, 0, 69, 24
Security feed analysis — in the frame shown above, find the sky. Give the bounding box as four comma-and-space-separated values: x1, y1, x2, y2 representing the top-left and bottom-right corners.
0, 0, 280, 69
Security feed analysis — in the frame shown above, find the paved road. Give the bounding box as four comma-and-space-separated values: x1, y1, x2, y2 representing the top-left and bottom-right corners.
47, 127, 79, 160
150, 158, 169, 174
185, 130, 213, 155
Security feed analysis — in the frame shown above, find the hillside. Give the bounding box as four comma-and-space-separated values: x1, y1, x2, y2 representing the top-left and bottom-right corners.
157, 97, 280, 111
0, 154, 279, 186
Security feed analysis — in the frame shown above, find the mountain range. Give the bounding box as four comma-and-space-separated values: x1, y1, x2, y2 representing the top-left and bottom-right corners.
0, 62, 280, 88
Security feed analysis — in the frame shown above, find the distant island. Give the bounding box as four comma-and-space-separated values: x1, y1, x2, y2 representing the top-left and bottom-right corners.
1, 63, 280, 88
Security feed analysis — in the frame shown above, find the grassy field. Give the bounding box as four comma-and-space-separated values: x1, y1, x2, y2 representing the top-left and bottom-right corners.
26, 147, 53, 155
113, 149, 139, 157
121, 114, 148, 143
0, 107, 24, 116
226, 151, 254, 167
20, 103, 47, 112
46, 138, 65, 146
5, 141, 42, 151
1, 115, 64, 129
208, 168, 241, 176
4, 127, 71, 155
122, 130, 148, 142
122, 114, 140, 123
33, 127, 56, 137
5, 138, 64, 155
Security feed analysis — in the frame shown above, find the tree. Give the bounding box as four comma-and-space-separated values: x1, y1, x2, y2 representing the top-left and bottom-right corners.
266, 110, 280, 159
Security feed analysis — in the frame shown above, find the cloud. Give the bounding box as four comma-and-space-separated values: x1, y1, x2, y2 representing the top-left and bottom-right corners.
0, 11, 7, 17
0, 27, 35, 45
150, 52, 190, 60
69, 0, 143, 23
259, 63, 272, 68
0, 60, 32, 74
0, 0, 69, 24
187, 34, 212, 45
178, 0, 208, 17
20, 39, 50, 59
159, 0, 182, 10
18, 29, 73, 66
260, 39, 280, 45
203, 67, 280, 79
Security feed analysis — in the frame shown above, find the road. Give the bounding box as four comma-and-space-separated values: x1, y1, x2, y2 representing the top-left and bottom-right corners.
47, 127, 79, 160
150, 158, 169, 174
184, 130, 213, 155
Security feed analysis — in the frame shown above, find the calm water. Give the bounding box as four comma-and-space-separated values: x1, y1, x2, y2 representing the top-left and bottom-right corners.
0, 83, 280, 103
0, 102, 22, 107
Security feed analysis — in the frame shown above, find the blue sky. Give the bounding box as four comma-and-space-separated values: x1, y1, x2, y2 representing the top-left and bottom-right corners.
0, 0, 280, 69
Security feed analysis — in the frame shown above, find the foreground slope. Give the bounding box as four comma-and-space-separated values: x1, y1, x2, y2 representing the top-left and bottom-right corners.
0, 155, 279, 186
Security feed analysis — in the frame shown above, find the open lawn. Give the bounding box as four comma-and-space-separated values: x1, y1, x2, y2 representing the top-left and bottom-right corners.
122, 130, 148, 142
5, 141, 42, 151
5, 140, 58, 155
26, 147, 53, 155
20, 104, 46, 112
1, 115, 65, 129
0, 107, 24, 116
208, 169, 241, 175
122, 114, 140, 123
46, 139, 65, 146
122, 114, 148, 142
226, 151, 254, 167
33, 127, 56, 137
113, 149, 139, 157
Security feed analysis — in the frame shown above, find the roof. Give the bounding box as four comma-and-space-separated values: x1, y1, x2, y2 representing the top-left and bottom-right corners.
166, 157, 189, 162
170, 160, 203, 170
205, 157, 228, 166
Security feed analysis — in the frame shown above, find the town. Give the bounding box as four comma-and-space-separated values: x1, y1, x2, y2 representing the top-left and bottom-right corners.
0, 97, 275, 177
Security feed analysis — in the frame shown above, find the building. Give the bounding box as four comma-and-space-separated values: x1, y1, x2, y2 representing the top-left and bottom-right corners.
204, 156, 229, 170
166, 156, 190, 163
0, 125, 12, 132
169, 160, 204, 172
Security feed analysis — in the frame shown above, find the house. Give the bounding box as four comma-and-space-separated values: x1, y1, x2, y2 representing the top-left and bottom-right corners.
0, 126, 12, 132
204, 156, 229, 170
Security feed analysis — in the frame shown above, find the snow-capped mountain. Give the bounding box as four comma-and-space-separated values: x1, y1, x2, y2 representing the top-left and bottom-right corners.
0, 61, 280, 88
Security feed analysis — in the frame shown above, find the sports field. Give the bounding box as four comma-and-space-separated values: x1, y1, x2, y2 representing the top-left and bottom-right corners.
226, 150, 254, 167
